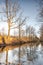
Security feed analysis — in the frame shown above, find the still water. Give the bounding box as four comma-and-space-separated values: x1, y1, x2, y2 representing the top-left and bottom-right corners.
0, 43, 43, 65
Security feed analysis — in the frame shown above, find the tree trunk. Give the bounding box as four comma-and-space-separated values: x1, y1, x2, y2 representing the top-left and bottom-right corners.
8, 20, 10, 36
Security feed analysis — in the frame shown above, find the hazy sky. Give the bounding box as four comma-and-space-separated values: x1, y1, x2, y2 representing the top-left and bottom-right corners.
0, 0, 40, 36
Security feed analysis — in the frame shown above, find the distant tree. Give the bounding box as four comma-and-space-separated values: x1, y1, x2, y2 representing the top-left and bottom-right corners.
26, 26, 36, 41
39, 24, 43, 41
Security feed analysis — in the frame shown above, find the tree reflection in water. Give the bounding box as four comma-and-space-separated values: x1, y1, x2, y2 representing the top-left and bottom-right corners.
26, 43, 38, 63
0, 43, 43, 65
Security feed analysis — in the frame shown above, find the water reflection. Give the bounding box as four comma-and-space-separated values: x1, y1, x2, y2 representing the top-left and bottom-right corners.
0, 51, 6, 63
0, 43, 43, 65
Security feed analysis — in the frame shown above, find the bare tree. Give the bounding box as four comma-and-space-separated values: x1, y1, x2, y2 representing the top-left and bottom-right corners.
0, 0, 20, 36
26, 26, 36, 41
21, 29, 25, 37
39, 23, 43, 41
38, 0, 43, 22
5, 0, 20, 37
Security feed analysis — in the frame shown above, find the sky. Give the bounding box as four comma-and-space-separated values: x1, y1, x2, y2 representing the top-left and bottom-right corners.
0, 0, 41, 36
